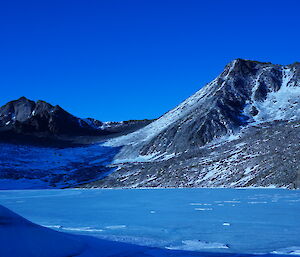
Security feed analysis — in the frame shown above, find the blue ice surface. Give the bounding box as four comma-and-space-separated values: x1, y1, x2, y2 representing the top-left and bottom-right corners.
0, 143, 120, 189
0, 188, 299, 256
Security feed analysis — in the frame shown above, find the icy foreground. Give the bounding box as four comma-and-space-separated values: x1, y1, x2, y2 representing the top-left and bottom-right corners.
1, 188, 300, 256
2, 204, 216, 257
0, 205, 286, 257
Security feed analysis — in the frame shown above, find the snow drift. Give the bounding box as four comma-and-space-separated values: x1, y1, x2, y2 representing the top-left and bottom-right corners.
0, 204, 86, 257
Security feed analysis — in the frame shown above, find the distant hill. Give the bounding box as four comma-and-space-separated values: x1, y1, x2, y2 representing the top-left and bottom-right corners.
0, 97, 153, 146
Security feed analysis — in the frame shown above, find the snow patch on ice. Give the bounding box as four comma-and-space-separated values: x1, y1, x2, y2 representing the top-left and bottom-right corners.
222, 222, 231, 226
62, 226, 104, 232
189, 203, 212, 206
166, 240, 229, 251
43, 225, 63, 229
194, 208, 213, 211
272, 246, 300, 255
248, 201, 268, 204
105, 225, 127, 230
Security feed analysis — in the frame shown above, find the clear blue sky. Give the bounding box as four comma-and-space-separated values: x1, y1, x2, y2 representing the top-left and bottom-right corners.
0, 0, 299, 121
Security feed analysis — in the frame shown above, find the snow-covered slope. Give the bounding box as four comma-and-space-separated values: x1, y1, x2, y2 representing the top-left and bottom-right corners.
246, 67, 300, 122
0, 143, 121, 190
91, 120, 300, 189
87, 59, 300, 189
104, 59, 300, 159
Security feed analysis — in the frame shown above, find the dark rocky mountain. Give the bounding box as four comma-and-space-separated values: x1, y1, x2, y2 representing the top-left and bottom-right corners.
0, 97, 102, 135
0, 97, 153, 146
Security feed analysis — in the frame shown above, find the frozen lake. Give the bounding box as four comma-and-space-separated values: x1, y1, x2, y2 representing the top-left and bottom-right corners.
1, 188, 300, 255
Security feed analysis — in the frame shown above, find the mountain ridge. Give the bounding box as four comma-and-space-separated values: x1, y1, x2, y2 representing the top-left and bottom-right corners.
1, 58, 300, 189
87, 58, 300, 189
0, 97, 153, 147
104, 59, 300, 158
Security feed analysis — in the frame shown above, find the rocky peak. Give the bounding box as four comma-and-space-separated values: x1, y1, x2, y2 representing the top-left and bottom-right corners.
106, 59, 300, 159
0, 97, 35, 123
0, 97, 102, 137
0, 97, 154, 146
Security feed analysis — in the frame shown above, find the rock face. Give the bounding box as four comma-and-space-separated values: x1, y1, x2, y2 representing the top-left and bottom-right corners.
89, 59, 300, 189
0, 97, 153, 146
0, 97, 103, 136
